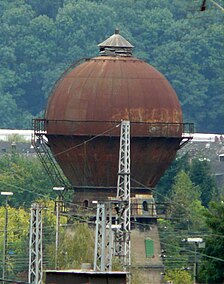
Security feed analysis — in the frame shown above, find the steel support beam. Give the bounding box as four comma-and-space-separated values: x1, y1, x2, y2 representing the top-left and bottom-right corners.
28, 203, 43, 284
94, 202, 113, 272
115, 120, 131, 271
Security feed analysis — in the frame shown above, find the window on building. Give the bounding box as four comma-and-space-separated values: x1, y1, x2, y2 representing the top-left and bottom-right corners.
83, 200, 89, 208
142, 201, 148, 211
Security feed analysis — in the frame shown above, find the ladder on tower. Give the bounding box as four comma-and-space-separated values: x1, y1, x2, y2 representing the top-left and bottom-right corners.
32, 119, 71, 189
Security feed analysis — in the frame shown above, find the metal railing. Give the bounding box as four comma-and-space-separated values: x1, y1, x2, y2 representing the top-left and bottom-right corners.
33, 119, 194, 138
71, 201, 170, 219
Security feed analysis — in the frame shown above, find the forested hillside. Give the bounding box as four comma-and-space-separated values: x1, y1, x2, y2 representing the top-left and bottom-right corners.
0, 0, 223, 132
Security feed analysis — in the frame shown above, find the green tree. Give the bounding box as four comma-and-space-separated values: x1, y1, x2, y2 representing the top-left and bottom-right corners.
0, 199, 67, 280
189, 159, 218, 207
158, 218, 189, 270
198, 201, 224, 283
169, 170, 206, 231
27, 0, 64, 19
164, 269, 193, 284
158, 170, 208, 276
0, 0, 223, 132
45, 222, 95, 269
0, 154, 53, 208
0, 205, 30, 279
155, 154, 189, 202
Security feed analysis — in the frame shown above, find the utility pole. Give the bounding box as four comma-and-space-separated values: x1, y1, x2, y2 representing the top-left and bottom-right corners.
114, 120, 131, 271
93, 120, 131, 274
1, 191, 13, 284
201, 0, 224, 12
93, 202, 113, 272
194, 242, 198, 284
55, 200, 60, 269
184, 237, 204, 284
53, 186, 65, 270
28, 203, 43, 284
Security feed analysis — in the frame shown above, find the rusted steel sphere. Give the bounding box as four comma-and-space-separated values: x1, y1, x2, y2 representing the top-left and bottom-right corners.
45, 29, 183, 188
46, 56, 182, 127
45, 55, 183, 188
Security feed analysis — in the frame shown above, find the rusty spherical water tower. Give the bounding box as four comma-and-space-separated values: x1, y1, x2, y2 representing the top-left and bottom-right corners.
43, 30, 190, 203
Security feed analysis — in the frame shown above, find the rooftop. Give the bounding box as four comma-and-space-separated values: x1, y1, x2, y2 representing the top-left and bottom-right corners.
98, 29, 133, 56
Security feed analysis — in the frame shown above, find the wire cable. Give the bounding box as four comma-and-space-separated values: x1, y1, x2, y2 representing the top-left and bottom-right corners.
1, 158, 223, 268
53, 122, 121, 158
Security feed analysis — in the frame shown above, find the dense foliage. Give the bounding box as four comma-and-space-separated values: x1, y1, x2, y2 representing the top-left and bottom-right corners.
156, 153, 223, 283
0, 153, 53, 208
0, 199, 93, 281
164, 269, 193, 284
45, 222, 95, 269
0, 0, 223, 132
156, 154, 218, 207
198, 201, 224, 283
0, 206, 29, 279
0, 148, 222, 282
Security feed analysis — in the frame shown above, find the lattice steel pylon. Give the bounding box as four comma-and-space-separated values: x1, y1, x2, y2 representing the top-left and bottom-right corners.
115, 120, 131, 271
28, 203, 43, 284
93, 121, 131, 273
93, 202, 113, 272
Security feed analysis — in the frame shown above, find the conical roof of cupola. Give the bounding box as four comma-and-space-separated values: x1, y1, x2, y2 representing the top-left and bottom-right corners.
98, 29, 133, 48
98, 29, 133, 56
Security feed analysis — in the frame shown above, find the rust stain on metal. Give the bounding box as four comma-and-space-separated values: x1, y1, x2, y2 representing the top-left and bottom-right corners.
47, 135, 181, 187
45, 56, 184, 188
45, 57, 182, 125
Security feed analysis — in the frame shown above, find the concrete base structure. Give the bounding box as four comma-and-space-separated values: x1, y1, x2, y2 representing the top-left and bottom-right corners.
131, 227, 164, 284
71, 188, 164, 283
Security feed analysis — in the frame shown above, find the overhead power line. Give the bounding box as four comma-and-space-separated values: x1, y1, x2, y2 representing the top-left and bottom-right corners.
54, 122, 121, 158
200, 0, 224, 12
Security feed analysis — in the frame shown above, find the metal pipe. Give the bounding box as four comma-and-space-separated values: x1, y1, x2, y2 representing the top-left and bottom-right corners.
194, 243, 197, 284
55, 201, 60, 269
1, 192, 13, 284
2, 196, 9, 284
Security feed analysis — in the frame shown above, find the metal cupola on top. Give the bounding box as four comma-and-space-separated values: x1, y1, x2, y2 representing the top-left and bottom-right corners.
38, 30, 192, 189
